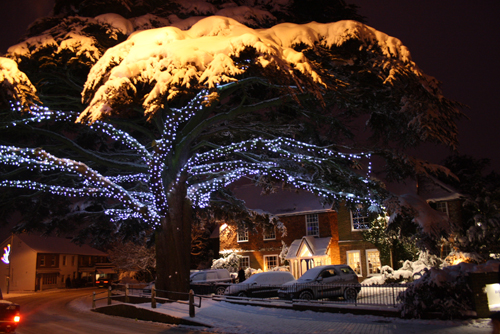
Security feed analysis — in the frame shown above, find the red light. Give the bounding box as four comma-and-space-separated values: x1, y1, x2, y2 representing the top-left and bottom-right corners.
104, 281, 108, 283
14, 316, 20, 323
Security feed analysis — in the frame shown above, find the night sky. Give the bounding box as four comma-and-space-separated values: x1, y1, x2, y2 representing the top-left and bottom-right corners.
0, 0, 499, 172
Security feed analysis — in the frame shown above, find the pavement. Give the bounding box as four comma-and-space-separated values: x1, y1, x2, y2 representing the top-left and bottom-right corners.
92, 295, 495, 334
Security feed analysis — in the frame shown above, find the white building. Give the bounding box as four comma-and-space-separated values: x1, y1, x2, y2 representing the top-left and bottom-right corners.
0, 234, 112, 292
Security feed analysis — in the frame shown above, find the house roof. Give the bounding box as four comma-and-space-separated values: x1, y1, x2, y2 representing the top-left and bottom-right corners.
417, 175, 463, 201
12, 234, 107, 256
286, 236, 330, 260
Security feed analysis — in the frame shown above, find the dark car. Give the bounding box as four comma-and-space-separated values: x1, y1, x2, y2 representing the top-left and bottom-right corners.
0, 289, 20, 333
143, 269, 234, 296
278, 264, 361, 301
224, 271, 295, 298
190, 269, 233, 295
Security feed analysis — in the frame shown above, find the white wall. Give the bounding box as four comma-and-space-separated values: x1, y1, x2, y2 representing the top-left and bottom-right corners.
0, 235, 37, 292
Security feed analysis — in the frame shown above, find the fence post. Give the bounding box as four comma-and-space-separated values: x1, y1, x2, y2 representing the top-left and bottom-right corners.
125, 283, 130, 303
92, 292, 96, 309
107, 286, 112, 305
392, 285, 395, 308
189, 289, 195, 318
151, 285, 156, 309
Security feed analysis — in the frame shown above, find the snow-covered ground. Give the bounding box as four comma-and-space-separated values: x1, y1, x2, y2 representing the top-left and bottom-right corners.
106, 297, 493, 334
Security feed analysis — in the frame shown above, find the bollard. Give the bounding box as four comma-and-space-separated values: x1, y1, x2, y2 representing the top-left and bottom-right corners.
151, 285, 156, 309
125, 283, 130, 303
108, 286, 112, 305
189, 289, 195, 317
92, 292, 96, 309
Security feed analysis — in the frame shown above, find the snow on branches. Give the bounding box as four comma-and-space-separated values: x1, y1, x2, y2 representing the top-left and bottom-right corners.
0, 57, 39, 111
79, 16, 421, 123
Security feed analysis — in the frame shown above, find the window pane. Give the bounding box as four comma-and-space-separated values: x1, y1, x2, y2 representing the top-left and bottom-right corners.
264, 255, 278, 271
366, 250, 381, 275
239, 257, 250, 268
351, 208, 370, 230
237, 228, 248, 242
347, 251, 361, 275
263, 226, 276, 240
305, 214, 319, 236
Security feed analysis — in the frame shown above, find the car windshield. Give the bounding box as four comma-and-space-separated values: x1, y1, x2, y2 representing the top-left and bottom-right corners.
296, 267, 324, 282
242, 274, 260, 284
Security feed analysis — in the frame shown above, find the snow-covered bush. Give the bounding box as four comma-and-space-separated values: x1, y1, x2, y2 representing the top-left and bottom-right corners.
363, 251, 443, 285
212, 251, 241, 272
398, 260, 500, 319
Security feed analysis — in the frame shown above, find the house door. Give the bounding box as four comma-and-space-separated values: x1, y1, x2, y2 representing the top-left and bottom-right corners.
300, 258, 314, 277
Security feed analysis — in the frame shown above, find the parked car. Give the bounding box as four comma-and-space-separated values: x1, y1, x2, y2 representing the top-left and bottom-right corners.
0, 288, 20, 333
142, 281, 155, 295
142, 269, 233, 296
278, 265, 361, 301
224, 271, 295, 298
190, 269, 233, 295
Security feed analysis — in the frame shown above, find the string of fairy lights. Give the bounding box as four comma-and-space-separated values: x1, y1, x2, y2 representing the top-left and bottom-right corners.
1, 90, 378, 227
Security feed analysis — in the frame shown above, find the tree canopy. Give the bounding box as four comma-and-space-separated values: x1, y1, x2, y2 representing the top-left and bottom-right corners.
0, 0, 464, 293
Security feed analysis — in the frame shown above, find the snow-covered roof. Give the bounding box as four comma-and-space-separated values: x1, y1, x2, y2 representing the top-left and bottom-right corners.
12, 234, 107, 256
417, 175, 463, 202
392, 193, 450, 236
286, 236, 330, 260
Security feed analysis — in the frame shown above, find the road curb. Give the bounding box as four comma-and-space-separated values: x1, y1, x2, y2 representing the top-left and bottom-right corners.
92, 304, 212, 327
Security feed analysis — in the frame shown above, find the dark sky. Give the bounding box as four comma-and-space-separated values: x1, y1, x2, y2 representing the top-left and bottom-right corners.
0, 0, 499, 172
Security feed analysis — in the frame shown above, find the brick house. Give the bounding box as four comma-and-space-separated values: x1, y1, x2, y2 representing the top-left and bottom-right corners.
219, 204, 381, 281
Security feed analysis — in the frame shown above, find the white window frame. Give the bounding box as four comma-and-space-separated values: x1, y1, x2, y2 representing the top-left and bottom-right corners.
263, 225, 276, 240
346, 250, 362, 276
264, 254, 279, 271
305, 214, 319, 236
435, 201, 449, 216
237, 227, 249, 242
350, 208, 370, 231
239, 256, 250, 269
365, 249, 381, 276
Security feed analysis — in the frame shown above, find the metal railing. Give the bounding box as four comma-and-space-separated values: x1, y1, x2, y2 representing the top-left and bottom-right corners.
92, 284, 202, 317
219, 283, 407, 308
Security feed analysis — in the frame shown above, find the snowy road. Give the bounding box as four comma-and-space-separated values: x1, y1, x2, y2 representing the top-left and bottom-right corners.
6, 288, 496, 334
8, 288, 206, 334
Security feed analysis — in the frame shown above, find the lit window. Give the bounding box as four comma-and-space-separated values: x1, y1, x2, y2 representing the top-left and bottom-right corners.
237, 227, 248, 242
263, 225, 276, 240
366, 249, 381, 275
351, 208, 370, 230
305, 214, 319, 236
347, 250, 362, 276
239, 256, 250, 269
264, 255, 278, 271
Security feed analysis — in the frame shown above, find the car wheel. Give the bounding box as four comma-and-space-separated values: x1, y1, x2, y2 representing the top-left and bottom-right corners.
343, 287, 358, 301
215, 286, 226, 295
298, 290, 314, 300
237, 291, 247, 297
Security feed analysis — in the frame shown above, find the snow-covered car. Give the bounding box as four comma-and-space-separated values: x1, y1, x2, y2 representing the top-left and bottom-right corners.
142, 281, 155, 295
278, 265, 361, 301
190, 269, 233, 295
224, 271, 295, 298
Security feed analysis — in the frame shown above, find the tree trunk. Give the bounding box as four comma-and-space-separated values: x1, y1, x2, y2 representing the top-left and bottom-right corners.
155, 181, 192, 300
